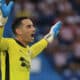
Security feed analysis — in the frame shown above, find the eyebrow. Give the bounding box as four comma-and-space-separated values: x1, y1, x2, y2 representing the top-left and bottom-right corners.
26, 24, 34, 27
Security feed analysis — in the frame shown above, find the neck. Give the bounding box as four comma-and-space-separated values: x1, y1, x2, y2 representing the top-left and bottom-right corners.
15, 36, 28, 47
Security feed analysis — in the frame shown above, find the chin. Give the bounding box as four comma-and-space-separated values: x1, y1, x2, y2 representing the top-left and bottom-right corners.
29, 38, 34, 43
31, 39, 34, 42
31, 40, 34, 43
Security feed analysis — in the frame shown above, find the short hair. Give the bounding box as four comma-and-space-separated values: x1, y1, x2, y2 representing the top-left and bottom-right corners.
12, 17, 29, 35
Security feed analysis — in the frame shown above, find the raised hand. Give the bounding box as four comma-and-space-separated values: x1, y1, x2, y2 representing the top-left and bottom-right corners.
0, 0, 14, 17
50, 21, 62, 38
44, 21, 62, 43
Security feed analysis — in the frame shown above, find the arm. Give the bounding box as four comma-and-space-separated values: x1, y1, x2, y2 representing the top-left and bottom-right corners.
0, 10, 8, 50
30, 39, 48, 59
30, 21, 62, 59
0, 0, 14, 50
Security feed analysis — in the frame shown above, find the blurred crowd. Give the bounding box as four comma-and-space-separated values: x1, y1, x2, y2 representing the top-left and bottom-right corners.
6, 0, 80, 80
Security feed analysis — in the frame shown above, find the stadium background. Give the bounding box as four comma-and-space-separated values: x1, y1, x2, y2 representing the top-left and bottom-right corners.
1, 0, 80, 80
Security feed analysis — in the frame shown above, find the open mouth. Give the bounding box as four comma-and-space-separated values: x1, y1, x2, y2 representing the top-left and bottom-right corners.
31, 33, 35, 38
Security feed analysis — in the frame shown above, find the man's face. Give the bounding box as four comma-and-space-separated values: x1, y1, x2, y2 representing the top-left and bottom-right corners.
17, 19, 36, 43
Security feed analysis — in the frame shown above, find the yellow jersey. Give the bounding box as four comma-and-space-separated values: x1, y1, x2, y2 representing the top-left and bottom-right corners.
0, 27, 48, 80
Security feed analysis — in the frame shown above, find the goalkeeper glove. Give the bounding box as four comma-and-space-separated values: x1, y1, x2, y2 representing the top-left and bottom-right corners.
44, 21, 62, 43
0, 0, 14, 26
0, 0, 14, 17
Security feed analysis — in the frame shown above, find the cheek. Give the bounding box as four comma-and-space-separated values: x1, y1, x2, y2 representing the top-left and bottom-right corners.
25, 29, 31, 35
24, 28, 30, 33
22, 29, 31, 37
23, 31, 30, 37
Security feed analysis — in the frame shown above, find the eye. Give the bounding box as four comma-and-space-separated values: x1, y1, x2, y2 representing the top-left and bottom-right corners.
27, 25, 32, 28
26, 25, 35, 28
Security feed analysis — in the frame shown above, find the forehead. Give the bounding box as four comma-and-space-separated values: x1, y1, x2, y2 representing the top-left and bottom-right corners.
21, 19, 33, 25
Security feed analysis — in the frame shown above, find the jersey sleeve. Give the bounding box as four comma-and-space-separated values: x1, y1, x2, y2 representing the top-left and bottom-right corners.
30, 39, 48, 59
0, 27, 9, 51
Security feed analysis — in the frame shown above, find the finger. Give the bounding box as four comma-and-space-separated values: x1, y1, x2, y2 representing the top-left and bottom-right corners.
7, 1, 14, 11
2, 0, 13, 4
1, 0, 6, 4
50, 21, 62, 33
1, 4, 7, 17
1, 1, 14, 17
6, 1, 14, 15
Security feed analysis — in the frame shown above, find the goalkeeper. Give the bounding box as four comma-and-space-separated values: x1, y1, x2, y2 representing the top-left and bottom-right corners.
0, 0, 62, 80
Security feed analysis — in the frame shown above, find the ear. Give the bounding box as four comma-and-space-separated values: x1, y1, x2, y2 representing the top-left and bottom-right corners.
15, 28, 22, 35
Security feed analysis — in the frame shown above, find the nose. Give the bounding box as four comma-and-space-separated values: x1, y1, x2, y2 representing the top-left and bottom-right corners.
32, 26, 36, 32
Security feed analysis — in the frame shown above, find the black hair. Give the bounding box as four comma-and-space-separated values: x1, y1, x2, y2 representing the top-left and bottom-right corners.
12, 17, 29, 35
